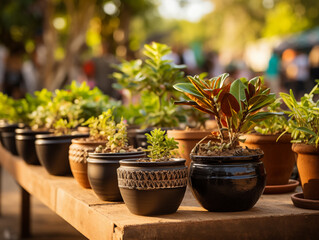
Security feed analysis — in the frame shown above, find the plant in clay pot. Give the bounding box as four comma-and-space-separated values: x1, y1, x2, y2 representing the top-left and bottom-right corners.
280, 82, 319, 208
174, 73, 277, 211
87, 116, 145, 201
69, 110, 114, 188
113, 42, 186, 147
117, 128, 188, 216
239, 100, 298, 193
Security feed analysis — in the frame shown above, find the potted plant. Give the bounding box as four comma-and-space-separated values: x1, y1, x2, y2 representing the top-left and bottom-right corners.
113, 42, 186, 147
87, 116, 145, 201
239, 100, 298, 194
35, 81, 109, 176
174, 73, 277, 211
69, 110, 113, 188
15, 88, 53, 165
117, 128, 188, 216
0, 92, 21, 155
280, 82, 319, 209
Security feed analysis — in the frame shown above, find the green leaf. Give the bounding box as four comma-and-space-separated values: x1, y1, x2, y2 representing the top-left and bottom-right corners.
230, 79, 246, 106
173, 83, 203, 98
296, 127, 317, 137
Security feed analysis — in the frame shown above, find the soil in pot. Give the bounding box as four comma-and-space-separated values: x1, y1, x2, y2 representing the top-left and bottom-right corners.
240, 133, 296, 186
117, 158, 188, 216
69, 138, 107, 188
189, 147, 266, 212
87, 151, 146, 201
15, 129, 51, 165
35, 133, 89, 176
292, 143, 319, 200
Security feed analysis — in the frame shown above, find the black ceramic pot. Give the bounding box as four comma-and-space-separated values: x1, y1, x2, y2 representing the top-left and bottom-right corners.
189, 154, 266, 212
0, 123, 19, 155
87, 151, 146, 201
35, 133, 89, 176
15, 129, 51, 165
117, 158, 188, 216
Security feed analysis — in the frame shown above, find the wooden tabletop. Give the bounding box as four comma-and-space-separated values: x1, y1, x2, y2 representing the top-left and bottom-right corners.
1, 145, 319, 240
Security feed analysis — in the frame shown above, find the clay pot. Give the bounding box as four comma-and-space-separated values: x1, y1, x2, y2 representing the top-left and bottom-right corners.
69, 138, 107, 188
167, 129, 214, 167
292, 143, 319, 200
0, 123, 19, 155
240, 133, 295, 185
35, 133, 89, 176
87, 151, 146, 201
189, 154, 266, 212
117, 158, 188, 216
15, 129, 51, 165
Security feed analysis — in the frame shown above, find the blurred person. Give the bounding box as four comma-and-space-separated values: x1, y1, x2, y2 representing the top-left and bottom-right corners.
92, 42, 121, 100
281, 48, 297, 94
309, 45, 319, 86
2, 46, 26, 99
265, 51, 281, 95
294, 51, 309, 99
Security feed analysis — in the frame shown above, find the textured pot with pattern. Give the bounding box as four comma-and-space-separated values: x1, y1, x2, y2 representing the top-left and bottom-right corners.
35, 133, 89, 176
240, 133, 295, 185
87, 151, 146, 201
189, 154, 266, 212
117, 158, 188, 216
15, 129, 51, 165
167, 129, 215, 167
69, 138, 107, 188
292, 143, 319, 200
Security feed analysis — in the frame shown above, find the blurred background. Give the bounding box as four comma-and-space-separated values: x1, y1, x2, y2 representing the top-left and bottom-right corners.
1, 0, 319, 99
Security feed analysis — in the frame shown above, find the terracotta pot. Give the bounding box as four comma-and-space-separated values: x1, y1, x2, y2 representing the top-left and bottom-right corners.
117, 158, 188, 216
15, 129, 51, 165
87, 151, 146, 201
167, 129, 215, 167
292, 143, 319, 200
69, 138, 107, 188
240, 133, 295, 185
35, 133, 89, 176
189, 154, 266, 212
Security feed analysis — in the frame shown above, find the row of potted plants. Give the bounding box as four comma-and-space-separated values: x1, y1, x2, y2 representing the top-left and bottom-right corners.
0, 41, 318, 214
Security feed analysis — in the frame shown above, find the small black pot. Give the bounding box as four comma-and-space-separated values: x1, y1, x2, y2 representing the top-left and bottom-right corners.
15, 129, 51, 165
117, 158, 188, 216
0, 123, 19, 155
35, 133, 89, 176
189, 154, 266, 212
87, 151, 146, 201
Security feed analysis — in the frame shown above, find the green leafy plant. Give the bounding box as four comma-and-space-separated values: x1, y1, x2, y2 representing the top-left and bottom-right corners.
146, 128, 178, 161
174, 73, 277, 152
83, 109, 113, 141
113, 42, 186, 128
0, 92, 19, 123
254, 100, 288, 135
280, 82, 319, 146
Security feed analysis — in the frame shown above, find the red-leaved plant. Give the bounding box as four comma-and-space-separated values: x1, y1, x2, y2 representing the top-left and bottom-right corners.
174, 73, 278, 152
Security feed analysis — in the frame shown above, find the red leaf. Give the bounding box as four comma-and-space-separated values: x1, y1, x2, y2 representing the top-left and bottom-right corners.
217, 83, 231, 103
221, 117, 228, 127
221, 93, 240, 117
245, 89, 250, 101
248, 83, 255, 98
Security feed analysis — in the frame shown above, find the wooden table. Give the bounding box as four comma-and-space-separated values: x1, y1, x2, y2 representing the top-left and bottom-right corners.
1, 145, 319, 240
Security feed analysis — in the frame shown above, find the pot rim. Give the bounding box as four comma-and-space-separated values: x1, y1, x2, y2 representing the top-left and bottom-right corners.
35, 133, 89, 140
119, 158, 186, 167
87, 152, 146, 163
88, 151, 145, 157
292, 143, 319, 154
71, 137, 107, 145
15, 128, 51, 135
190, 153, 264, 162
242, 132, 291, 143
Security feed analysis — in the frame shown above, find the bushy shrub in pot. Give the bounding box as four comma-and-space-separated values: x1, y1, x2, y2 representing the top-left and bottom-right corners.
87, 116, 145, 201
280, 82, 319, 208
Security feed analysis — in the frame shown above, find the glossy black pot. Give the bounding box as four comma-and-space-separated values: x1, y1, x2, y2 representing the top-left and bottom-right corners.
35, 133, 89, 176
15, 129, 51, 165
87, 151, 146, 201
118, 158, 188, 216
0, 123, 19, 155
189, 154, 266, 212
